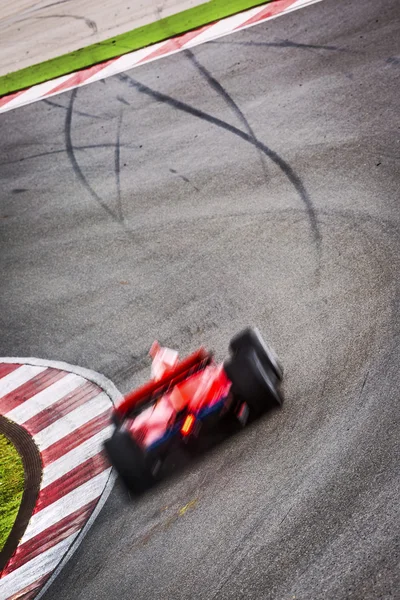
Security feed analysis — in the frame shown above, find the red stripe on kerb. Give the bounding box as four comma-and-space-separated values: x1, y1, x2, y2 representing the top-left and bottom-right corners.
236, 0, 297, 28
138, 23, 212, 63
6, 574, 51, 600
35, 450, 110, 513
45, 59, 115, 96
0, 89, 26, 108
3, 499, 98, 575
0, 368, 66, 413
41, 409, 111, 464
0, 363, 20, 379
25, 381, 102, 435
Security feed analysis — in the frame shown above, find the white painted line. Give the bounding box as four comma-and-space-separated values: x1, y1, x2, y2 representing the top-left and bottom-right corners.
85, 42, 167, 83
0, 533, 80, 599
41, 425, 114, 488
185, 8, 263, 46
21, 469, 112, 544
34, 392, 111, 450
6, 373, 84, 423
0, 365, 46, 398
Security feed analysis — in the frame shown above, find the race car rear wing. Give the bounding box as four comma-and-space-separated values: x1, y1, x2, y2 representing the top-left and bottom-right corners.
113, 347, 213, 420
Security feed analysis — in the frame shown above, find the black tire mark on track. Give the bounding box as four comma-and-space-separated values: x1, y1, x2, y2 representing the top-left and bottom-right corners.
118, 73, 321, 254
169, 168, 200, 192
386, 56, 400, 67
115, 108, 124, 222
65, 89, 121, 223
183, 48, 269, 185
117, 96, 130, 107
208, 39, 346, 52
0, 143, 137, 168
43, 98, 105, 120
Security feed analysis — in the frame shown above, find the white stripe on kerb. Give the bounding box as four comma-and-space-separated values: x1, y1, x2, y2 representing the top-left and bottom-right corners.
18, 75, 73, 104
0, 365, 46, 400
41, 425, 113, 488
21, 469, 112, 544
185, 8, 264, 47
288, 0, 321, 9
235, 0, 322, 34
0, 533, 80, 598
34, 392, 111, 450
7, 373, 84, 424
85, 42, 166, 83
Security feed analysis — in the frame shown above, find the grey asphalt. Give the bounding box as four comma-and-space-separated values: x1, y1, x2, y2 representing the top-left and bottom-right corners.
1, 0, 399, 598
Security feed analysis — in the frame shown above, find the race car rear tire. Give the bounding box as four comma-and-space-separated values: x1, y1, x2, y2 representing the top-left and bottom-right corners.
229, 327, 283, 381
224, 348, 282, 418
104, 429, 156, 494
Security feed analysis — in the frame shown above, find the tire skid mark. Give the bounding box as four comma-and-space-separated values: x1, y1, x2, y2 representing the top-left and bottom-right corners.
65, 89, 121, 223
43, 98, 105, 120
209, 38, 347, 52
183, 48, 270, 188
114, 108, 124, 223
0, 143, 137, 168
118, 73, 322, 261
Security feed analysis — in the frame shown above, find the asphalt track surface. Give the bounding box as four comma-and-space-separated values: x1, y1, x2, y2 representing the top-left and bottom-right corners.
1, 0, 399, 598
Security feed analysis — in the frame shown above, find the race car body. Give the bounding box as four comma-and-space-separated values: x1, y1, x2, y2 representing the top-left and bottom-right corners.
124, 362, 232, 449
104, 327, 284, 493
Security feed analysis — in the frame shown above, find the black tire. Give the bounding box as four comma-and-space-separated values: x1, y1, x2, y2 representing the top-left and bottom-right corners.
224, 348, 282, 418
110, 411, 122, 427
229, 327, 283, 381
104, 429, 158, 494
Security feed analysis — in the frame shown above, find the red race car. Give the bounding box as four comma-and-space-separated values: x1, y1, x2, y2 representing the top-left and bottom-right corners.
104, 327, 284, 493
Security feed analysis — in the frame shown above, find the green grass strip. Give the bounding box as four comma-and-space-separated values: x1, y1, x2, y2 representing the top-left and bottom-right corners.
0, 0, 272, 97
0, 434, 24, 552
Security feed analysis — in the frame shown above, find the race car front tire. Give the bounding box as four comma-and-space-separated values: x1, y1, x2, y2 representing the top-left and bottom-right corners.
104, 429, 157, 494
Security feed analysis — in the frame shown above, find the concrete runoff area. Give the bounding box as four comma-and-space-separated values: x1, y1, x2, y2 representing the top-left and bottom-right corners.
0, 0, 399, 598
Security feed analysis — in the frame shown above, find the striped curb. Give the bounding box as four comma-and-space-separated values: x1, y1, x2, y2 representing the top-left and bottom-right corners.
0, 357, 122, 600
0, 0, 322, 114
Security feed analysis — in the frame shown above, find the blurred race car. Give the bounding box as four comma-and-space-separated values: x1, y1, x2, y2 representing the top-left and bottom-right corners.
104, 327, 284, 493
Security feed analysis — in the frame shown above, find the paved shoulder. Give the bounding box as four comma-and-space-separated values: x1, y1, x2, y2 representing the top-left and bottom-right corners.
0, 358, 121, 600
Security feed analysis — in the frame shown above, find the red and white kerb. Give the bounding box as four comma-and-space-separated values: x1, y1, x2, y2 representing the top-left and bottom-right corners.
0, 361, 115, 600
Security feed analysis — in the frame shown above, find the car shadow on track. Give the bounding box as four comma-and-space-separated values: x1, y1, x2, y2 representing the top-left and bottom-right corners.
113, 404, 282, 502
